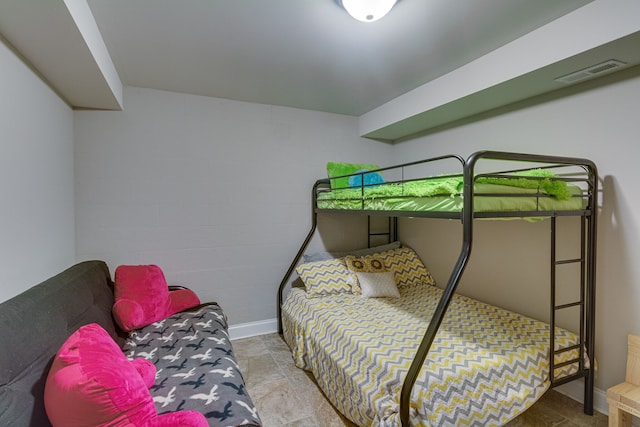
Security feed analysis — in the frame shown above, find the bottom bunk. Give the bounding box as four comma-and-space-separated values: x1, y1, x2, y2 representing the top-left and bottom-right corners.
281, 245, 589, 427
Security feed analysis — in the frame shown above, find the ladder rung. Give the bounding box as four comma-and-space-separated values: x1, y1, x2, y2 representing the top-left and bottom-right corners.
554, 357, 580, 369
554, 343, 581, 355
555, 258, 583, 265
555, 301, 582, 310
369, 232, 391, 236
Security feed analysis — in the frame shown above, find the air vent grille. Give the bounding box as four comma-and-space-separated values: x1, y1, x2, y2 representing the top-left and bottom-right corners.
555, 59, 627, 84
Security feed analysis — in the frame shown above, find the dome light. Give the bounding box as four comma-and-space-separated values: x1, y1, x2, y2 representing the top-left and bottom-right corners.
339, 0, 398, 23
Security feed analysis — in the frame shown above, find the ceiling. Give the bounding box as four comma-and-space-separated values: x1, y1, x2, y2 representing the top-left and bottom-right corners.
1, 0, 639, 140
84, 0, 592, 116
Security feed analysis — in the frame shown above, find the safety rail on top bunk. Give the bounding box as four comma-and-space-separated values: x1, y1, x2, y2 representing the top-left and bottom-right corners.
313, 152, 595, 220
276, 150, 598, 427
315, 154, 465, 219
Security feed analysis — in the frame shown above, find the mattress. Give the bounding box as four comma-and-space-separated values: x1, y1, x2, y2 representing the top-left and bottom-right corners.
316, 182, 585, 215
281, 284, 585, 427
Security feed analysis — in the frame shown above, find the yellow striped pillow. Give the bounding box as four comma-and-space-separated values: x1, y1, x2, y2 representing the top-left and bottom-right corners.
369, 246, 435, 287
296, 258, 354, 297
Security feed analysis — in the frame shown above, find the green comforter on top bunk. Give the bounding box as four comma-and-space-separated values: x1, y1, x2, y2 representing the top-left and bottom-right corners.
316, 170, 585, 214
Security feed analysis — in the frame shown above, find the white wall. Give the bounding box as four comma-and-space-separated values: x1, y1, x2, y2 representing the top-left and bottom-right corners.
391, 67, 640, 395
0, 39, 75, 303
74, 86, 393, 325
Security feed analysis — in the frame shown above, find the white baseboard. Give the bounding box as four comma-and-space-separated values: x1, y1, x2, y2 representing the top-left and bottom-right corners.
554, 380, 609, 417
229, 318, 277, 341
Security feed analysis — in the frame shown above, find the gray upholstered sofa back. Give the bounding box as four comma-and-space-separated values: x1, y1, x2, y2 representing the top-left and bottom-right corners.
0, 260, 119, 427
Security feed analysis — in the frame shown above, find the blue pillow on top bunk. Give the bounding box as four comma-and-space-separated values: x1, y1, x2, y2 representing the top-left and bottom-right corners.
348, 169, 385, 189
327, 161, 380, 189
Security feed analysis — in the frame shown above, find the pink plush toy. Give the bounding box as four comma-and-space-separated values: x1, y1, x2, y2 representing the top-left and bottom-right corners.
112, 264, 201, 331
44, 323, 208, 427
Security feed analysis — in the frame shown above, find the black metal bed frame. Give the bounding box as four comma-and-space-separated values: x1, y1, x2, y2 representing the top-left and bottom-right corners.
276, 150, 598, 427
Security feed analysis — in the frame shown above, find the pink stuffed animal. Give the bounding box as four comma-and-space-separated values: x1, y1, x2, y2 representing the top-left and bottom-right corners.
45, 323, 208, 427
113, 264, 201, 331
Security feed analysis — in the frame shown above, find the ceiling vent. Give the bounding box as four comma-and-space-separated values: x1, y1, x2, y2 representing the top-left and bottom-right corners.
554, 59, 627, 84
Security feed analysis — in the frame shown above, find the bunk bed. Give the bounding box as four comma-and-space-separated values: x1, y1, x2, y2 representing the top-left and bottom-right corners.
276, 151, 598, 427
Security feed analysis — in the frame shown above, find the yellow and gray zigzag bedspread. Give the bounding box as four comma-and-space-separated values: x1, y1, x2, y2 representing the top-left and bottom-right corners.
282, 284, 585, 427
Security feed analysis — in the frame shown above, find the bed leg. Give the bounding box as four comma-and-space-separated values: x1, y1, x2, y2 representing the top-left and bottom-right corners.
584, 372, 594, 415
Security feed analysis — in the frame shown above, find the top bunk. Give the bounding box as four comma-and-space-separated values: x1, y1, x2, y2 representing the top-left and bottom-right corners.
315, 151, 598, 220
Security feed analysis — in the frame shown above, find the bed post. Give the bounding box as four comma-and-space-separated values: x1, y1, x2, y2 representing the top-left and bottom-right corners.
584, 161, 598, 415
277, 179, 328, 334
399, 154, 476, 426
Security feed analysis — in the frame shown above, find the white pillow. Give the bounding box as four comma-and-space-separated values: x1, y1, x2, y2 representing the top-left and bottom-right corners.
355, 271, 400, 298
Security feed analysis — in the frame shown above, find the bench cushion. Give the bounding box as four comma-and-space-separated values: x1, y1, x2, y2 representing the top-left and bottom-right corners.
122, 304, 261, 426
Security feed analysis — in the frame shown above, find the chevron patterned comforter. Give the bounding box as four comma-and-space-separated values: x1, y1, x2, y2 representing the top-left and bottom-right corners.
282, 283, 584, 427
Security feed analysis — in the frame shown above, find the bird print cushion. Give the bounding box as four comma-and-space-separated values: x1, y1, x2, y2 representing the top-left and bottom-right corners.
121, 303, 262, 426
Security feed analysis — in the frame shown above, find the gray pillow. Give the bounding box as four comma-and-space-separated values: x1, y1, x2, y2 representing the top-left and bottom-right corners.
302, 241, 401, 263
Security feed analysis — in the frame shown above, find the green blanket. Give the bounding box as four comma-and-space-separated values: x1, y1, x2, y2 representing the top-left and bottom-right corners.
324, 169, 571, 201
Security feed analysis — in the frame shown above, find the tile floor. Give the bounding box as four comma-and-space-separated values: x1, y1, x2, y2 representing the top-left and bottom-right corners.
232, 333, 608, 427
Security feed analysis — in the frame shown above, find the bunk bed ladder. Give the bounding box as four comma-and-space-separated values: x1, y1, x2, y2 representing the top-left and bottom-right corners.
367, 216, 397, 247
549, 215, 587, 387
549, 215, 594, 415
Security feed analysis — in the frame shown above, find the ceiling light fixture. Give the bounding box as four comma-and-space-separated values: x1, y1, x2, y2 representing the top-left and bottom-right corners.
338, 0, 398, 23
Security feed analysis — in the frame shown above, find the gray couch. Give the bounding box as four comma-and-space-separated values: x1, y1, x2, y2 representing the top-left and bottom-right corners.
0, 261, 118, 426
0, 261, 260, 427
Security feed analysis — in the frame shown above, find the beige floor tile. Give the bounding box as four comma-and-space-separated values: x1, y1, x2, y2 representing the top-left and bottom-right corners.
262, 333, 291, 351
283, 365, 321, 395
232, 335, 269, 356
283, 416, 320, 426
245, 353, 286, 389
504, 397, 570, 426
270, 347, 298, 368
248, 377, 314, 426
313, 399, 358, 427
537, 391, 610, 427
